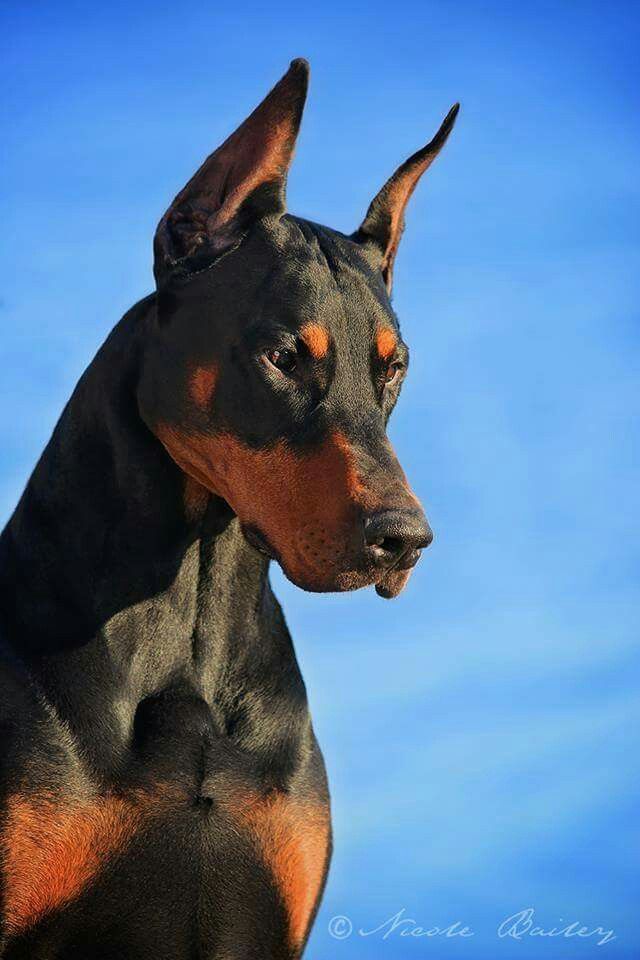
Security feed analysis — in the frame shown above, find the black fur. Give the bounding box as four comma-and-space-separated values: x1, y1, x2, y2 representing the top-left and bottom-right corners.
0, 61, 456, 959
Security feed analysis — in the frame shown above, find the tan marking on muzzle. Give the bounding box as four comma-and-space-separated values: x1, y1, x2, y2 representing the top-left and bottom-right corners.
156, 423, 421, 592
156, 426, 378, 585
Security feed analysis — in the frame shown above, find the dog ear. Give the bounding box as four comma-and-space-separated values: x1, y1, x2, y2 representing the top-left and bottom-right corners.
354, 103, 459, 293
154, 59, 309, 284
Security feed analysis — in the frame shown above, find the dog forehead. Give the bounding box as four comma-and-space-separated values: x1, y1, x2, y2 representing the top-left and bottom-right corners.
258, 216, 397, 338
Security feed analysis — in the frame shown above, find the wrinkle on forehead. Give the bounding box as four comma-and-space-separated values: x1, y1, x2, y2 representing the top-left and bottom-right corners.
267, 219, 397, 327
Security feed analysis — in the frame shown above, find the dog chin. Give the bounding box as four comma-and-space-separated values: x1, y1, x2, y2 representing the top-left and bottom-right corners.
279, 561, 414, 598
374, 565, 413, 599
269, 551, 379, 595
241, 525, 415, 598
284, 567, 414, 598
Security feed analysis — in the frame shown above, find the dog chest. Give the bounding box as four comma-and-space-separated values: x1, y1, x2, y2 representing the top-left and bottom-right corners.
1, 736, 330, 957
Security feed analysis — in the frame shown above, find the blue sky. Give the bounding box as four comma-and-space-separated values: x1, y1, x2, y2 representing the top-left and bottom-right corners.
2, 1, 639, 957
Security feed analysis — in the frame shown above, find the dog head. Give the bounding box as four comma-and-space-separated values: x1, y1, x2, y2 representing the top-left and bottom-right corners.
139, 60, 458, 598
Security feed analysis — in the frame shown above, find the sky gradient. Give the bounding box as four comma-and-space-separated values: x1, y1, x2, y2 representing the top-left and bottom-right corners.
2, 1, 639, 957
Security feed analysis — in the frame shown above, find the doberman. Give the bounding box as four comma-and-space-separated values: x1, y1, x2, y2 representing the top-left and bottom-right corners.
0, 60, 457, 959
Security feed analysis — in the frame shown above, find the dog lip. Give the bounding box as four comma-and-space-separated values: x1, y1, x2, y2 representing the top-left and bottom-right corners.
374, 547, 422, 599
398, 547, 422, 570
242, 525, 276, 559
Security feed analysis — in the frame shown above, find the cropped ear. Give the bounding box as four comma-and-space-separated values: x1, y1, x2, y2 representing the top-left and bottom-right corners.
154, 59, 309, 285
354, 103, 459, 293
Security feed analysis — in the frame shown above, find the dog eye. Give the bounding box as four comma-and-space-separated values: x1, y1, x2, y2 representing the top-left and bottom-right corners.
384, 360, 404, 385
266, 348, 297, 373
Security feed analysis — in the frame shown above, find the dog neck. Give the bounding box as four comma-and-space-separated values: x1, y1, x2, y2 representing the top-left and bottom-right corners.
0, 296, 306, 775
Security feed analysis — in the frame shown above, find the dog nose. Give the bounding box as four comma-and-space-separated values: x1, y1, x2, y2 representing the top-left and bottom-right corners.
364, 509, 433, 566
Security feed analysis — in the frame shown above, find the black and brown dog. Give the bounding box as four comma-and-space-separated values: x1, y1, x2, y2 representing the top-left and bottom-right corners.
0, 60, 457, 959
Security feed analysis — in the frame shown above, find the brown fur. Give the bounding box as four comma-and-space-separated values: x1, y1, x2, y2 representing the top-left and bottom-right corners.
227, 790, 330, 952
376, 327, 398, 361
1, 788, 176, 934
299, 323, 330, 360
189, 364, 218, 411
156, 424, 385, 589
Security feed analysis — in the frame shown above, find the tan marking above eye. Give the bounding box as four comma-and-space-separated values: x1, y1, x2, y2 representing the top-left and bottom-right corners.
189, 364, 218, 410
299, 323, 330, 360
376, 327, 398, 361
